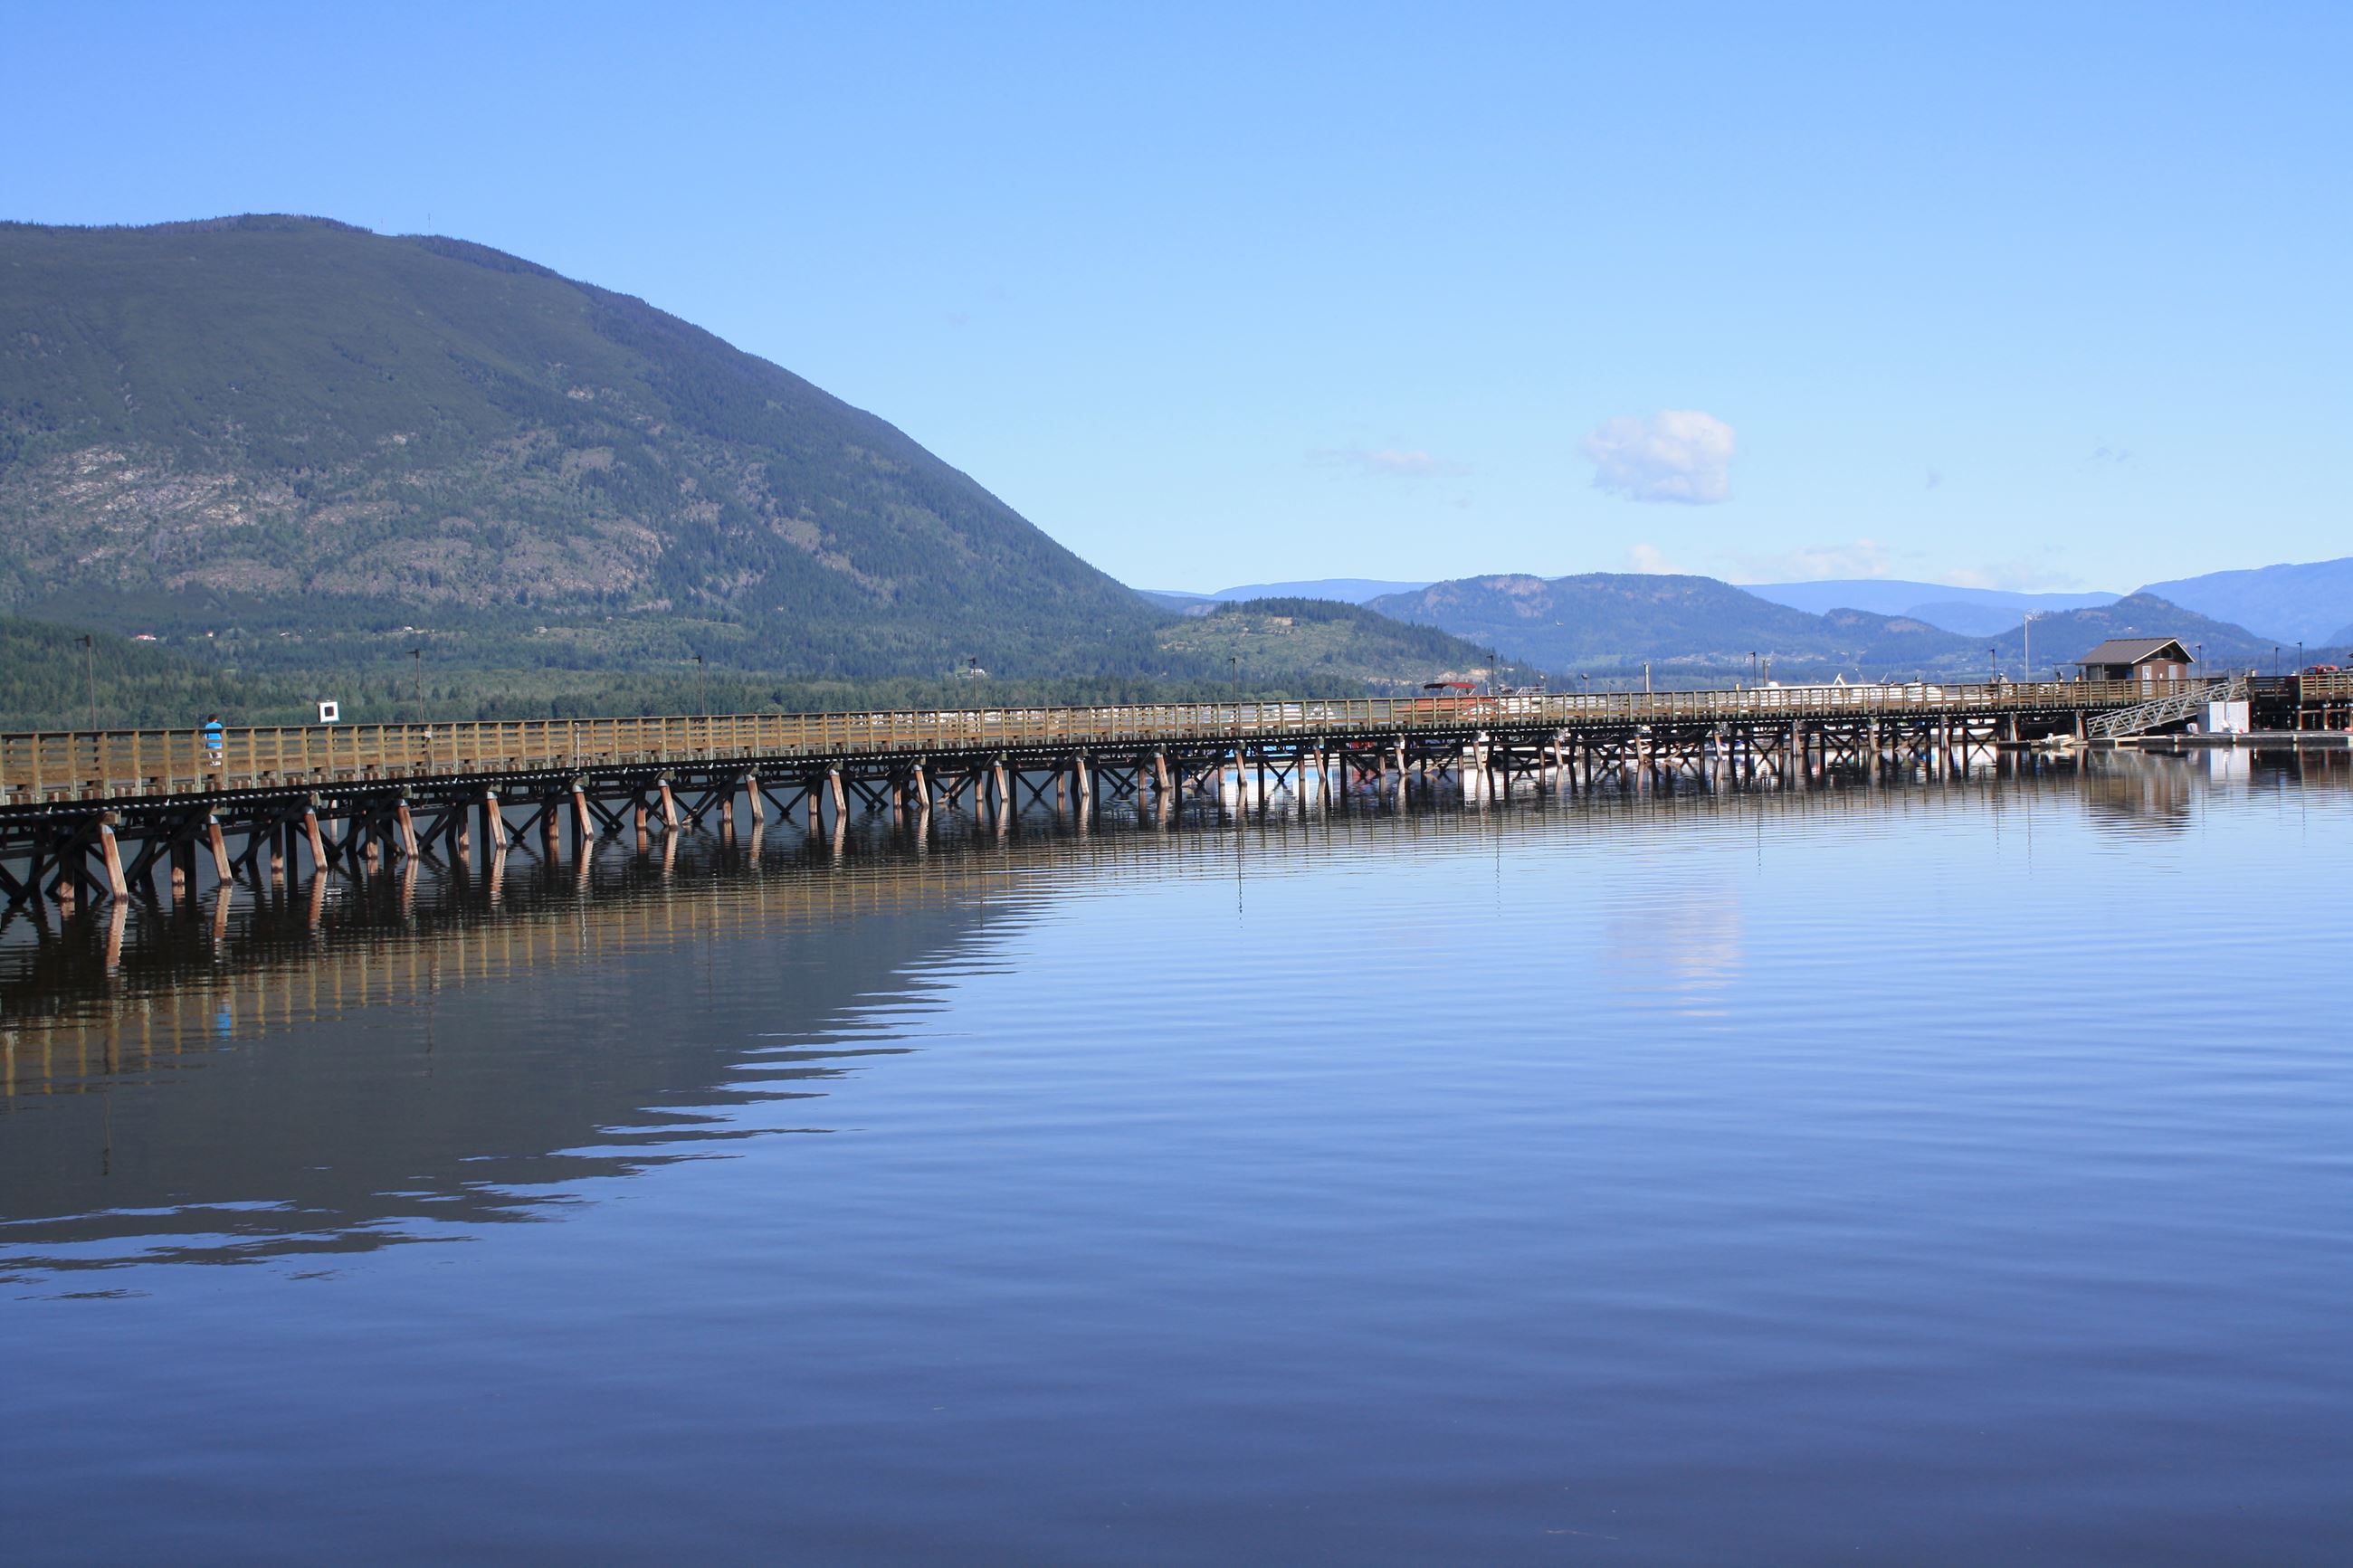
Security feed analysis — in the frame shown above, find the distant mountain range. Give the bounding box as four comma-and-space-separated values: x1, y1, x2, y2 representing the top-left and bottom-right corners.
1355, 573, 2329, 683
1365, 574, 1977, 681
1739, 579, 2121, 636
2135, 556, 2353, 645
1162, 556, 2353, 651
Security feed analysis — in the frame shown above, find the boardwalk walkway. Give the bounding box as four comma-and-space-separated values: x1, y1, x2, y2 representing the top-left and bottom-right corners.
0, 676, 2255, 910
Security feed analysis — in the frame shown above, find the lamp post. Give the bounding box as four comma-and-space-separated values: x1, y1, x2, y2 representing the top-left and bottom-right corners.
75, 633, 97, 733
1988, 647, 1997, 684
409, 647, 423, 708
2022, 612, 2036, 685
1748, 651, 1758, 688
694, 653, 708, 718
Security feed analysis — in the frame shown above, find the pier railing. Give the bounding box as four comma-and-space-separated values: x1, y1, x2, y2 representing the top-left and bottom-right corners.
0, 677, 2197, 806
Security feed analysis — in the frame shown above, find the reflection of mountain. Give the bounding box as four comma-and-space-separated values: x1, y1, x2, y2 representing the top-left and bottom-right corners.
0, 851, 1012, 1276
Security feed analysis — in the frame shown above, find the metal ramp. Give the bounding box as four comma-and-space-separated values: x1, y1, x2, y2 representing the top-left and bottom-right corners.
2089, 676, 2245, 737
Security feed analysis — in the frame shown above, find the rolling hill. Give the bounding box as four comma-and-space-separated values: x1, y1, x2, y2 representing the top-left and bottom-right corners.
0, 214, 1169, 684
1152, 598, 1540, 695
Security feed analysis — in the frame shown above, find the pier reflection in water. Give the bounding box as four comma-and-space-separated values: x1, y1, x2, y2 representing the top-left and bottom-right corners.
3, 751, 2348, 1565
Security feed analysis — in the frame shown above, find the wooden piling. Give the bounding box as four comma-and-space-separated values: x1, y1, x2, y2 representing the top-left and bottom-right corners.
483, 790, 505, 870
97, 822, 129, 901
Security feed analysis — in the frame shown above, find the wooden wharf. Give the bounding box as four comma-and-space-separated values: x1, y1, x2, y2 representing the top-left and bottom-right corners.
3, 674, 2339, 912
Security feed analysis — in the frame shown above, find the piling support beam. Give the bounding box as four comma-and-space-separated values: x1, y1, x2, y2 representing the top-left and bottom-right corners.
96, 820, 129, 901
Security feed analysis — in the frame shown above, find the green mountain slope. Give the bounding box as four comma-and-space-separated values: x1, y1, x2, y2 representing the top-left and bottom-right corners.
0, 214, 1167, 681
1154, 598, 1542, 695
1366, 573, 1977, 680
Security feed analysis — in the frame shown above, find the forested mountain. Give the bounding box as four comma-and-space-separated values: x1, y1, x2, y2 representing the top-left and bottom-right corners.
1366, 573, 1979, 681
0, 214, 1167, 683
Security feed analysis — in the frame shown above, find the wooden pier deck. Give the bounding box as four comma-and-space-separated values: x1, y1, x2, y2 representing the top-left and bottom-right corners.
2, 674, 2338, 911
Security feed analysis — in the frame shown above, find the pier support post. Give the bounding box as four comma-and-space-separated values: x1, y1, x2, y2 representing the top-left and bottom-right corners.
303, 807, 329, 879
482, 790, 504, 870
96, 821, 129, 902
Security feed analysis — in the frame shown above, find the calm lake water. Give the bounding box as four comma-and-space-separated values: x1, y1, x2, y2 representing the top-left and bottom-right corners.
4, 752, 2348, 1565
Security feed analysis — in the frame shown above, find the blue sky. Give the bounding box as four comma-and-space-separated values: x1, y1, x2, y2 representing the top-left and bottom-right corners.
13, 2, 2348, 594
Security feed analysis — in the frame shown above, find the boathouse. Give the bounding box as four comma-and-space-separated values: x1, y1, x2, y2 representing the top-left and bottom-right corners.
2077, 636, 2194, 684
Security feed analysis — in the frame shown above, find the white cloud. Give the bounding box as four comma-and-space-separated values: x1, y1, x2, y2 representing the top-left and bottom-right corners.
1728, 538, 1891, 582
1314, 446, 1470, 479
1582, 410, 1735, 504
1625, 542, 1683, 574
